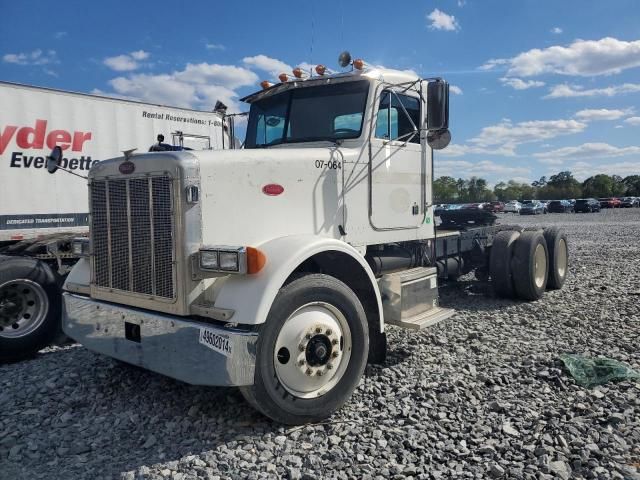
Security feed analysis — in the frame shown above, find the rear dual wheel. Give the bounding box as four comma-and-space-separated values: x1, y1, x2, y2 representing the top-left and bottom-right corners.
491, 228, 568, 300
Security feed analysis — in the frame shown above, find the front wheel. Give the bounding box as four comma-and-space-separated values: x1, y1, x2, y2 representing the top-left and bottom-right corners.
240, 274, 369, 425
0, 257, 62, 362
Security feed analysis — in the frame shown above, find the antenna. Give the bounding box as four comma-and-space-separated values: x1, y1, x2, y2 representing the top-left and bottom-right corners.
310, 2, 315, 73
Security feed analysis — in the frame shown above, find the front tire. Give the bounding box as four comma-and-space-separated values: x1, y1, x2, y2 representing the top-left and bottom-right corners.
240, 274, 369, 425
0, 257, 62, 362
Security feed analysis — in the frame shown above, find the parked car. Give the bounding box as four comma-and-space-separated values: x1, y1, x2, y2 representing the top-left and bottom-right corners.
547, 200, 574, 213
461, 203, 485, 210
485, 201, 505, 213
519, 200, 546, 215
599, 197, 621, 208
574, 198, 601, 213
504, 200, 521, 213
620, 197, 640, 208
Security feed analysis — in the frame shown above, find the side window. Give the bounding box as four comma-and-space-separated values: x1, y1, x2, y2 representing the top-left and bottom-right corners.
255, 115, 286, 145
334, 113, 363, 133
375, 91, 421, 144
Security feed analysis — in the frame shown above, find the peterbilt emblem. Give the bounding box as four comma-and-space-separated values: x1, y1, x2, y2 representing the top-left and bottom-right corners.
119, 161, 135, 174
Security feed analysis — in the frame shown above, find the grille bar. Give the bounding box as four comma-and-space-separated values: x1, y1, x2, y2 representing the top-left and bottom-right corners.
91, 175, 175, 299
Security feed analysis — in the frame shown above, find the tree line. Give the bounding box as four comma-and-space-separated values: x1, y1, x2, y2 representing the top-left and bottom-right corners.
434, 172, 640, 203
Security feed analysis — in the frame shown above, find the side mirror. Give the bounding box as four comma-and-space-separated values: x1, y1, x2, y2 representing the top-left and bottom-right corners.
427, 80, 449, 131
46, 146, 63, 174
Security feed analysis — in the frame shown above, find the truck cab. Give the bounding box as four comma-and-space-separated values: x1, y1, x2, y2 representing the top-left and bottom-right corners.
60, 54, 564, 424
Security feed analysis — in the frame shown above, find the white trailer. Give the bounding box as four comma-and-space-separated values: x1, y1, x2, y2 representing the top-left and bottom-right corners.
57, 53, 569, 424
0, 81, 229, 361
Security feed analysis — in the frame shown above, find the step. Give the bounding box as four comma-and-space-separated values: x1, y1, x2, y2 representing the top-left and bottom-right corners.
385, 306, 456, 330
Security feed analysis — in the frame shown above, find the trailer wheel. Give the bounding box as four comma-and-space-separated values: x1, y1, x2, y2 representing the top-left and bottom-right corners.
511, 231, 548, 301
489, 230, 521, 298
0, 257, 62, 362
543, 227, 569, 290
240, 274, 369, 425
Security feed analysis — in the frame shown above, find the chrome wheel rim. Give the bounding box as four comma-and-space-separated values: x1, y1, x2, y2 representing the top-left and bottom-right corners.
0, 279, 49, 338
273, 302, 352, 399
557, 238, 568, 278
534, 244, 547, 289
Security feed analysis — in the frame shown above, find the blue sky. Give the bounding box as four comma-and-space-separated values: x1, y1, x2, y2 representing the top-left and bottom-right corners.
1, 0, 639, 184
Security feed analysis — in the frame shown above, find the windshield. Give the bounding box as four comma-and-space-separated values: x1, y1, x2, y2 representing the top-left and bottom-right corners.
244, 80, 370, 148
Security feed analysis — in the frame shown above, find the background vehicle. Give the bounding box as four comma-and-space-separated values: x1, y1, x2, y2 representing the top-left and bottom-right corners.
547, 200, 573, 213
504, 200, 521, 213
620, 197, 639, 208
599, 197, 621, 208
0, 81, 230, 362
485, 201, 505, 213
519, 200, 545, 215
56, 55, 568, 425
574, 198, 601, 213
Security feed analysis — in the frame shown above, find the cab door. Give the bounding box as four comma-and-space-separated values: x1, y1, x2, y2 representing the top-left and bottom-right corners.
369, 89, 425, 229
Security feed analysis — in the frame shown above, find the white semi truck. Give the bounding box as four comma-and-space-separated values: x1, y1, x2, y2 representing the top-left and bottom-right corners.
0, 81, 231, 361
55, 53, 569, 424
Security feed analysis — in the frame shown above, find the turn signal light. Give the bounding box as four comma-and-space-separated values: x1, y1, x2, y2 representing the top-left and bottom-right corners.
315, 64, 326, 75
278, 73, 288, 82
353, 58, 365, 70
246, 247, 267, 274
292, 67, 303, 78
260, 80, 271, 89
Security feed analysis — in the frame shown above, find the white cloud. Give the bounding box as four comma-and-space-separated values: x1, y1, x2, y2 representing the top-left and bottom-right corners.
545, 82, 640, 98
130, 50, 149, 61
500, 77, 545, 90
205, 43, 225, 51
625, 116, 640, 126
568, 161, 640, 180
574, 108, 634, 122
450, 85, 463, 95
469, 118, 586, 150
54, 31, 67, 39
551, 27, 563, 34
534, 142, 640, 160
434, 159, 530, 178
3, 49, 58, 66
441, 117, 587, 157
537, 158, 564, 165
243, 55, 292, 77
103, 50, 150, 71
426, 9, 460, 32
457, 0, 466, 6
100, 62, 258, 112
480, 37, 640, 77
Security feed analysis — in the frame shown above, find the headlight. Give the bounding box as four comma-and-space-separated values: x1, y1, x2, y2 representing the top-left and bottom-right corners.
199, 250, 219, 270
71, 238, 90, 257
219, 251, 239, 271
196, 246, 266, 275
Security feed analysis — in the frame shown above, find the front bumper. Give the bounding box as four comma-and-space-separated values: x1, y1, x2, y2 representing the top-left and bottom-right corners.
62, 293, 257, 386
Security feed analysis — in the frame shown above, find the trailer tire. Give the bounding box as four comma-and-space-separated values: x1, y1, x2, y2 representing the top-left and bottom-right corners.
240, 273, 369, 425
0, 257, 62, 362
511, 231, 548, 301
543, 227, 569, 290
489, 230, 520, 298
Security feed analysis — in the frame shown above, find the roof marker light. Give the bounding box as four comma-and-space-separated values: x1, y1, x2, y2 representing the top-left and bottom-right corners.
260, 80, 271, 89
292, 67, 304, 79
315, 64, 326, 75
278, 73, 289, 82
353, 58, 365, 70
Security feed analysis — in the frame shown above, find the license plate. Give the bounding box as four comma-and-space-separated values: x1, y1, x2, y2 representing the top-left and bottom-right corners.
198, 327, 232, 357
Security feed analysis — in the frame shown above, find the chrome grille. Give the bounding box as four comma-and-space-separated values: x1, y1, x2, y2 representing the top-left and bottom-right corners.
90, 176, 175, 299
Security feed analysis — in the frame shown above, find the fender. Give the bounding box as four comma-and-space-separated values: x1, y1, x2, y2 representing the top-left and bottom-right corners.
63, 256, 91, 295
212, 235, 384, 331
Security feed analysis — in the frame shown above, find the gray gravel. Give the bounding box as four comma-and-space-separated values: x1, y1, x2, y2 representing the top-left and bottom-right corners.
1, 208, 639, 480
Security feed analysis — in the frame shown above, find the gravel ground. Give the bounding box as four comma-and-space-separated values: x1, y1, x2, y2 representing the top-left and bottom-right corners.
1, 208, 639, 480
